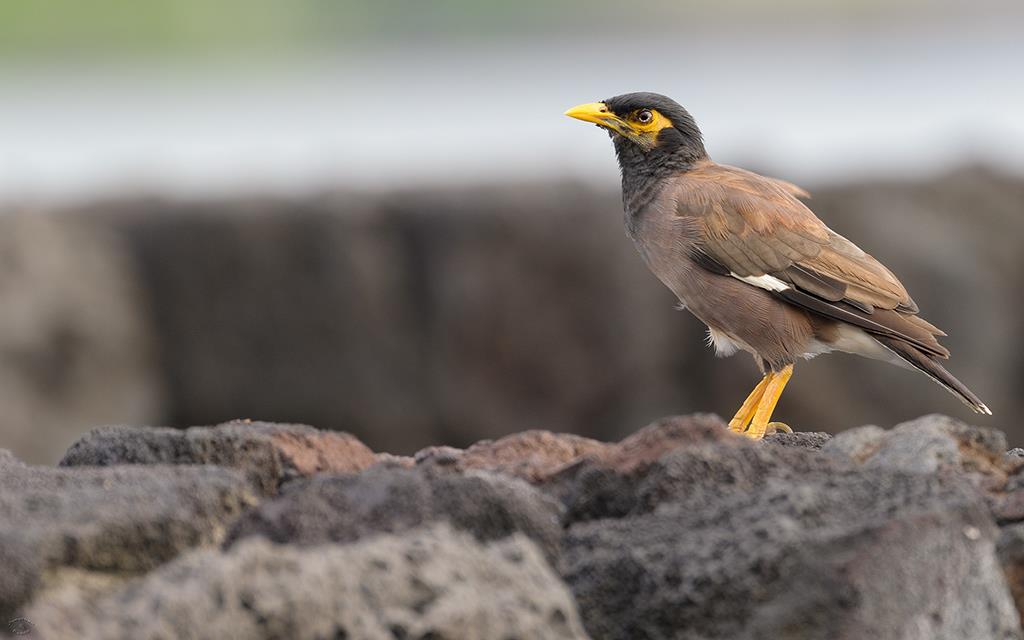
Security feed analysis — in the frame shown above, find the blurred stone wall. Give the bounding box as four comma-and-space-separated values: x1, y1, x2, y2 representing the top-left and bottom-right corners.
0, 167, 1019, 462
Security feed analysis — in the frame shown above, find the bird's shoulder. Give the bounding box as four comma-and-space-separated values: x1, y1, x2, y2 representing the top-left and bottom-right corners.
669, 161, 826, 242
668, 161, 916, 312
676, 160, 811, 200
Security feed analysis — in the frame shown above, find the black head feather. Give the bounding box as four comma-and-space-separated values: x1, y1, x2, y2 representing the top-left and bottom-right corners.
602, 92, 708, 215
603, 92, 707, 162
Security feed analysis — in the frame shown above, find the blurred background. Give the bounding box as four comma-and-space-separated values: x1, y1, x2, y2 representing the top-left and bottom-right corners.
1, 0, 1022, 463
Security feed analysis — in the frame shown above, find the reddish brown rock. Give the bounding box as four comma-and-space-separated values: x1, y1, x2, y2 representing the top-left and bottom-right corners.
453, 430, 607, 482
264, 427, 376, 476
597, 413, 734, 473
415, 416, 733, 484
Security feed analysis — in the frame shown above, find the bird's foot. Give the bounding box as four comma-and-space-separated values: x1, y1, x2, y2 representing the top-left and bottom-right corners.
728, 417, 749, 433
742, 421, 793, 439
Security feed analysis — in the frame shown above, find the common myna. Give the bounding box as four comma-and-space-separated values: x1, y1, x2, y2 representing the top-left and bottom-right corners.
565, 92, 990, 439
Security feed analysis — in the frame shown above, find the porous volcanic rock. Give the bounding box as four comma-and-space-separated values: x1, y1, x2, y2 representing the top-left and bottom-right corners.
24, 524, 589, 640
556, 416, 1022, 639
420, 429, 607, 482
0, 453, 257, 618
823, 414, 1007, 477
7, 414, 1024, 640
225, 465, 563, 561
59, 421, 376, 494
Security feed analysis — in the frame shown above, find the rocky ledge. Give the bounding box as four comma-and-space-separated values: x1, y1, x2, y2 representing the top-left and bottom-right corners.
4, 414, 1024, 639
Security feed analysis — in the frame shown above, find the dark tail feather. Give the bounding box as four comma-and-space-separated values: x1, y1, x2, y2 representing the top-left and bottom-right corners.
874, 336, 992, 415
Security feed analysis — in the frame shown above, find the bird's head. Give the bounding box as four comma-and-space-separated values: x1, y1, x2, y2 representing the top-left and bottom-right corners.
564, 92, 707, 165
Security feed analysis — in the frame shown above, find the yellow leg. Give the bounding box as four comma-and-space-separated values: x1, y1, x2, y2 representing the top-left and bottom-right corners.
728, 374, 772, 433
744, 364, 794, 440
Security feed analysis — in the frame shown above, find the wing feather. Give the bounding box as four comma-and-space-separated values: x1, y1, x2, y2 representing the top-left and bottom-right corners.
675, 161, 941, 354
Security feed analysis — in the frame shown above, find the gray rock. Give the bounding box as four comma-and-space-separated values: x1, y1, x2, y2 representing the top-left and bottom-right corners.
0, 456, 257, 615
24, 524, 589, 640
551, 420, 837, 525
561, 436, 1021, 640
998, 523, 1024, 621
821, 424, 887, 461
225, 465, 563, 561
824, 415, 1008, 480
60, 421, 377, 495
763, 431, 832, 450
0, 449, 20, 468
865, 424, 962, 474
0, 535, 40, 622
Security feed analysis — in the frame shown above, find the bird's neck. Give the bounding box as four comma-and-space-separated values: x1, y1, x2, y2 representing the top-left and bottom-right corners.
614, 138, 704, 217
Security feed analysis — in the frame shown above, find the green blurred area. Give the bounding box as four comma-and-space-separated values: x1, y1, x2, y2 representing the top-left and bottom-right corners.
0, 0, 571, 59
0, 0, 918, 61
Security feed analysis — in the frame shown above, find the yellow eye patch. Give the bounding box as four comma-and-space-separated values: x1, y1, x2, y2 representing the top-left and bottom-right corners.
628, 109, 674, 134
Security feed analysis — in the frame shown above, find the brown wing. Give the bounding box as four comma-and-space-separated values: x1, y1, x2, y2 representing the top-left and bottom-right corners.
675, 161, 947, 357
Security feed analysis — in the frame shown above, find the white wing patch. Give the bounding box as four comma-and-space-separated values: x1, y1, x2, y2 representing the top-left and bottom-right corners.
732, 273, 790, 292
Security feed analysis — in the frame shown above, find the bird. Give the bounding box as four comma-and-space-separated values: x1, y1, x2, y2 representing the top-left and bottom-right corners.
564, 92, 990, 439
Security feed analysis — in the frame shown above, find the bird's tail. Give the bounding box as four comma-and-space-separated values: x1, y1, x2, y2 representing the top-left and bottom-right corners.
874, 335, 991, 415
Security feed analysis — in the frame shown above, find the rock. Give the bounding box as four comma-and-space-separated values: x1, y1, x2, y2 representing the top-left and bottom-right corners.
60, 421, 376, 495
0, 454, 257, 615
0, 214, 162, 464
0, 536, 40, 622
998, 523, 1024, 625
825, 415, 1007, 477
373, 452, 416, 468
821, 424, 887, 462
598, 413, 733, 472
420, 417, 730, 485
763, 431, 832, 450
560, 428, 1021, 639
24, 524, 589, 640
415, 445, 465, 467
548, 414, 751, 523
422, 430, 606, 482
0, 449, 20, 468
225, 465, 563, 561
823, 415, 1024, 523
6, 414, 1024, 639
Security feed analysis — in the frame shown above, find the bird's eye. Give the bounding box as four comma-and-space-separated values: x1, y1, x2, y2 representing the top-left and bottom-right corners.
636, 109, 653, 124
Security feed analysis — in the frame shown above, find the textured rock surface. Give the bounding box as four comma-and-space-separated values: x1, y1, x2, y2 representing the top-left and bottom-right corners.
60, 421, 376, 494
224, 465, 563, 561
0, 453, 257, 619
8, 414, 1024, 640
561, 441, 1019, 639
24, 524, 589, 640
425, 430, 606, 482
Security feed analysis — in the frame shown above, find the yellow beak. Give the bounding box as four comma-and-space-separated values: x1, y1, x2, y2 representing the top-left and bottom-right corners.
564, 102, 614, 125
564, 101, 635, 140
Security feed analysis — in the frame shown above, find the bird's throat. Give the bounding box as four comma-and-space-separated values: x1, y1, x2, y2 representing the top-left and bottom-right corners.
614, 137, 698, 217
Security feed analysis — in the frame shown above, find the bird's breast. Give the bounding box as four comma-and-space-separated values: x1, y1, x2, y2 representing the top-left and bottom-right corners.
627, 197, 705, 306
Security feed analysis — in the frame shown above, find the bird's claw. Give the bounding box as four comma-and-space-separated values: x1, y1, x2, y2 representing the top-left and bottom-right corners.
765, 422, 792, 435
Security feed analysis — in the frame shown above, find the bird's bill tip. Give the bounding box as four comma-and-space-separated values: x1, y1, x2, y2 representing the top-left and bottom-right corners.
564, 102, 613, 125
